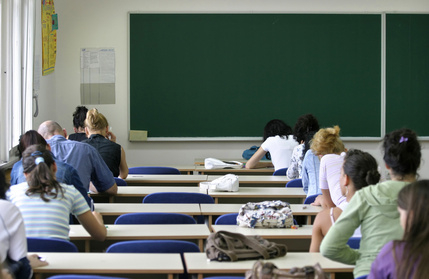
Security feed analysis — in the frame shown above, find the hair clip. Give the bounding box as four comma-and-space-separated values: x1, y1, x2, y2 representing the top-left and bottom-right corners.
31, 151, 43, 157
399, 136, 408, 143
35, 157, 45, 165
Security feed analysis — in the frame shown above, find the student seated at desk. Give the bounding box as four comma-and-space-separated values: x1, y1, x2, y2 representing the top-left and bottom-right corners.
82, 108, 128, 179
245, 119, 297, 171
287, 114, 319, 180
67, 106, 88, 142
310, 149, 380, 252
7, 145, 106, 242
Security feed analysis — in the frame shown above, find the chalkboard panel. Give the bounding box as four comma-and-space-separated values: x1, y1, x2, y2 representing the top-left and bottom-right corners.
130, 14, 381, 138
386, 14, 429, 136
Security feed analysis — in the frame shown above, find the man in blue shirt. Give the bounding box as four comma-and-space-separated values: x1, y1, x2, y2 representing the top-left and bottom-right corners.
38, 121, 117, 196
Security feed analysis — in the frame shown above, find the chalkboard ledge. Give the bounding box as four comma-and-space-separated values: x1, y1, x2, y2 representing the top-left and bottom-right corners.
130, 136, 384, 142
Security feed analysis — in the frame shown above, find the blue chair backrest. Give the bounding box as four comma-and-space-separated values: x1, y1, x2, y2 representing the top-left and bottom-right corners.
355, 276, 368, 279
215, 213, 238, 225
128, 166, 181, 175
303, 194, 319, 204
347, 237, 361, 249
115, 212, 196, 225
47, 276, 127, 279
143, 192, 214, 204
273, 168, 287, 176
27, 237, 78, 252
114, 177, 127, 186
285, 178, 303, 188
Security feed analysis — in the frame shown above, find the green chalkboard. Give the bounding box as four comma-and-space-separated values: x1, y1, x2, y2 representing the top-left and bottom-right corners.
386, 14, 429, 136
130, 14, 381, 138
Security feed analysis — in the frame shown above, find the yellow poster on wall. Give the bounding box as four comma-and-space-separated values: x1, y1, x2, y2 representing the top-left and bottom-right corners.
41, 0, 57, 75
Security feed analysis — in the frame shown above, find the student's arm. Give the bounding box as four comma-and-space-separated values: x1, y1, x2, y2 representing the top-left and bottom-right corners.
77, 210, 107, 241
310, 207, 342, 252
103, 183, 118, 196
245, 147, 273, 169
320, 193, 363, 265
321, 189, 336, 209
118, 147, 129, 179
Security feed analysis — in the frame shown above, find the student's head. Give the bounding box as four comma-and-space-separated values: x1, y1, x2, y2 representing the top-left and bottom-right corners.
293, 114, 320, 143
340, 149, 380, 200
395, 180, 429, 278
85, 108, 109, 134
72, 106, 88, 130
263, 119, 292, 141
38, 121, 64, 139
382, 128, 421, 178
310, 125, 345, 156
0, 170, 9, 200
22, 144, 62, 201
18, 130, 47, 158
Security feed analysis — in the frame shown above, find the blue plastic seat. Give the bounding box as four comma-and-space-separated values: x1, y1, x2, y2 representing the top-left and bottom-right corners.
27, 237, 78, 252
115, 212, 196, 225
347, 237, 361, 249
47, 276, 127, 279
114, 177, 127, 186
285, 178, 303, 188
303, 194, 319, 204
355, 275, 368, 279
128, 166, 180, 175
273, 168, 287, 176
143, 192, 214, 204
215, 213, 238, 225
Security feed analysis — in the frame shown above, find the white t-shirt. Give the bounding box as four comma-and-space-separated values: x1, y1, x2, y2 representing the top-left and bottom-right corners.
319, 153, 348, 210
261, 135, 298, 171
0, 199, 27, 263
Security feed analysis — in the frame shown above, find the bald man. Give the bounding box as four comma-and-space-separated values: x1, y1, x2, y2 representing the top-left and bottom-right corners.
38, 120, 117, 196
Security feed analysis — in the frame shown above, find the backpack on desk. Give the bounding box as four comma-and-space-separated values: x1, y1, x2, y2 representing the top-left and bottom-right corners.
242, 146, 271, 160
237, 200, 294, 228
245, 260, 327, 279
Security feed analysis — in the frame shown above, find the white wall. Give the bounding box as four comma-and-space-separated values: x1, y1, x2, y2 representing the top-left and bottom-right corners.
33, 0, 429, 177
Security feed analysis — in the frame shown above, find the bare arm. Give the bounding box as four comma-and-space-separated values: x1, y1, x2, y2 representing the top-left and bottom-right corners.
77, 211, 107, 241
118, 147, 129, 179
321, 189, 336, 209
245, 147, 273, 169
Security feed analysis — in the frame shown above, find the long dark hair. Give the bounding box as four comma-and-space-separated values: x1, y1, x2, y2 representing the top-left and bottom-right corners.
73, 106, 88, 129
383, 128, 421, 178
22, 144, 63, 202
394, 180, 429, 278
263, 119, 292, 141
342, 149, 380, 190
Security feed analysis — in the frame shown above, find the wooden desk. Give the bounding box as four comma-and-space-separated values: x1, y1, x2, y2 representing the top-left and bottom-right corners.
194, 158, 248, 166
184, 252, 354, 279
207, 187, 306, 203
69, 224, 211, 252
200, 203, 321, 225
125, 174, 207, 186
208, 175, 289, 187
129, 165, 197, 175
211, 225, 313, 239
33, 253, 183, 279
196, 166, 274, 175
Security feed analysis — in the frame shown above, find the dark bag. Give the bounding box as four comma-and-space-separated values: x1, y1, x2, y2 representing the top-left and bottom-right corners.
4, 256, 32, 279
205, 230, 287, 262
242, 146, 271, 160
245, 260, 328, 279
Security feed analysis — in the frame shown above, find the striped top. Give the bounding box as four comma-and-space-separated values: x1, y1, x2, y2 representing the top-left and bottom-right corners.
7, 182, 89, 240
319, 152, 348, 210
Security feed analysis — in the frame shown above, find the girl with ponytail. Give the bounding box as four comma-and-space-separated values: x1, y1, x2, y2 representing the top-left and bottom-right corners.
310, 149, 380, 252
7, 144, 106, 241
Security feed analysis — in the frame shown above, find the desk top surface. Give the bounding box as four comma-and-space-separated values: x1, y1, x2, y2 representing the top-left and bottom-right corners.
125, 174, 208, 183
196, 166, 274, 174
208, 175, 289, 184
95, 203, 201, 215
200, 203, 321, 215
33, 252, 183, 274
211, 225, 313, 239
184, 252, 354, 273
69, 224, 211, 240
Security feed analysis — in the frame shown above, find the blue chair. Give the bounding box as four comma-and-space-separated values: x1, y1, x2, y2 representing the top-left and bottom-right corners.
106, 240, 200, 279
347, 237, 361, 249
273, 168, 287, 176
285, 178, 303, 188
115, 212, 196, 225
114, 177, 127, 186
355, 276, 368, 279
304, 194, 319, 204
128, 166, 181, 175
48, 276, 127, 279
143, 192, 214, 204
215, 213, 238, 225
27, 237, 78, 252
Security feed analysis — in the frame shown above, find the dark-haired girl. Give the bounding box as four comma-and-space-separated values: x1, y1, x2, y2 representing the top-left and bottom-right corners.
68, 106, 88, 142
320, 128, 421, 278
368, 180, 429, 279
245, 119, 297, 171
7, 145, 106, 241
309, 149, 380, 252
